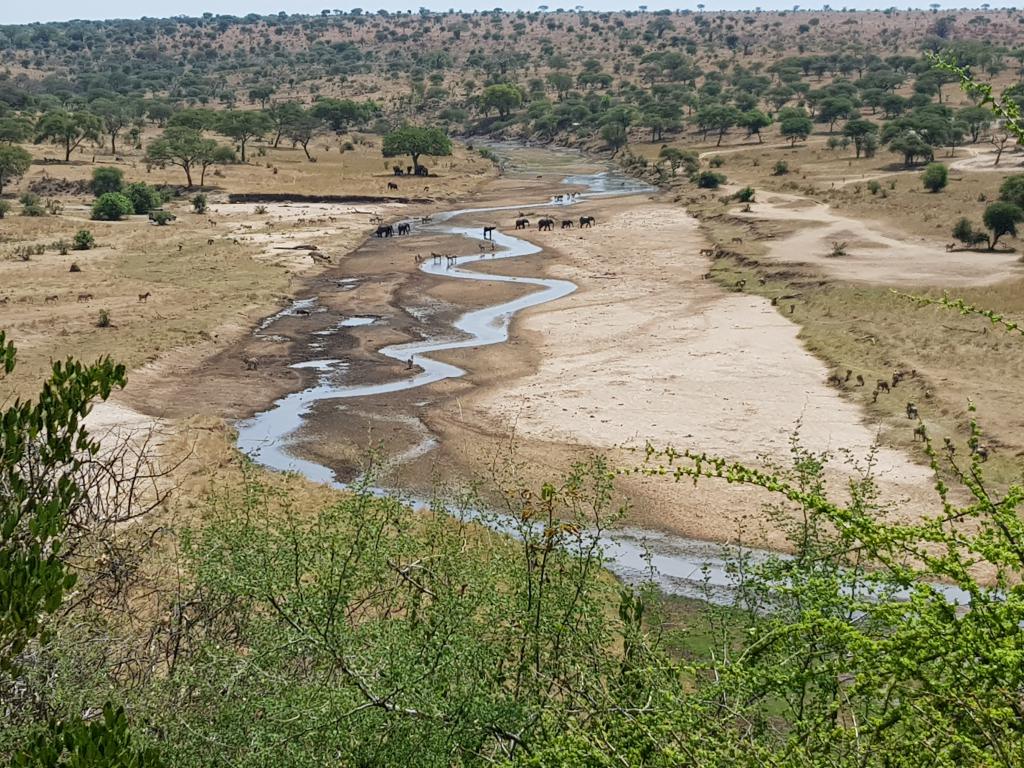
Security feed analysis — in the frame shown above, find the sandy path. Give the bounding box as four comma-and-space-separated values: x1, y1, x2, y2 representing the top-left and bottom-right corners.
460, 200, 936, 541
732, 189, 1024, 286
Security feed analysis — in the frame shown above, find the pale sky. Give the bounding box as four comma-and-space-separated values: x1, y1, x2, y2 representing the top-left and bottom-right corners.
0, 0, 1009, 26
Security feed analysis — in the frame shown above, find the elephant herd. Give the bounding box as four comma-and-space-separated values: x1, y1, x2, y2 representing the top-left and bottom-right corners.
375, 222, 413, 238
517, 215, 596, 232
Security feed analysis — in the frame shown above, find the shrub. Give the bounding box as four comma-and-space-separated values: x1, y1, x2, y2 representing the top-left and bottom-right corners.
254, 205, 268, 215
734, 186, 756, 203
148, 210, 176, 225
828, 240, 848, 257
124, 182, 163, 214
91, 192, 134, 221
20, 192, 44, 217
772, 160, 789, 176
54, 239, 70, 255
708, 155, 725, 168
695, 171, 726, 189
867, 180, 881, 195
73, 230, 95, 250
96, 309, 111, 328
922, 162, 948, 193
0, 200, 9, 218
192, 194, 208, 214
91, 166, 124, 196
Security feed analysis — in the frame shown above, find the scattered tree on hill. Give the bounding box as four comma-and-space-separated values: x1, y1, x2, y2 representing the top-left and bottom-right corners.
310, 98, 379, 133
34, 110, 101, 162
658, 146, 698, 176
843, 118, 879, 158
887, 130, 934, 166
957, 105, 991, 143
780, 115, 813, 146
215, 110, 272, 162
382, 125, 452, 174
480, 84, 523, 118
146, 127, 236, 188
739, 110, 771, 143
90, 97, 133, 155
0, 116, 33, 144
0, 144, 32, 194
285, 110, 326, 161
267, 101, 305, 147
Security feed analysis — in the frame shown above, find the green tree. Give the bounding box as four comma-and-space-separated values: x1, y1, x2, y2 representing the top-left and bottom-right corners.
658, 146, 698, 175
248, 84, 276, 109
957, 105, 991, 142
887, 130, 934, 166
998, 174, 1024, 208
842, 118, 879, 158
739, 110, 771, 143
146, 127, 235, 188
34, 110, 101, 162
921, 161, 948, 192
91, 192, 134, 221
215, 110, 271, 162
91, 166, 124, 196
982, 200, 1023, 249
480, 84, 523, 118
697, 103, 740, 146
124, 182, 163, 215
0, 144, 32, 194
816, 96, 857, 132
267, 101, 305, 147
600, 121, 628, 155
0, 115, 33, 144
90, 97, 132, 155
310, 98, 379, 133
284, 110, 325, 161
382, 125, 452, 173
780, 115, 813, 145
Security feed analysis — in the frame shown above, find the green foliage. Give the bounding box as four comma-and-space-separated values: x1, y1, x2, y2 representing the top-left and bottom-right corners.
90, 166, 124, 196
771, 159, 790, 175
214, 110, 272, 162
952, 217, 986, 247
34, 110, 101, 162
998, 174, 1024, 209
146, 127, 235, 188
309, 98, 379, 132
191, 194, 207, 214
734, 186, 756, 202
148, 209, 175, 225
921, 161, 948, 192
780, 115, 813, 145
123, 182, 163, 215
72, 229, 95, 250
658, 146, 698, 176
982, 200, 1024, 249
0, 200, 10, 218
867, 179, 881, 195
96, 309, 111, 328
382, 125, 452, 172
20, 192, 44, 217
480, 83, 523, 118
0, 144, 32, 194
90, 192, 134, 221
695, 170, 726, 188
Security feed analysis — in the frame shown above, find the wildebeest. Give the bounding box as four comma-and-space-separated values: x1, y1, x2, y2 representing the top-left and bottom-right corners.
515, 218, 529, 230
483, 226, 496, 240
376, 224, 394, 238
387, 182, 399, 191
397, 222, 411, 236
77, 293, 93, 302
138, 292, 151, 303
538, 218, 555, 231
579, 216, 595, 228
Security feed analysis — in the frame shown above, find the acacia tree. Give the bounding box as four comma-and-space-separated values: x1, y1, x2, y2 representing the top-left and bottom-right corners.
146, 127, 235, 188
35, 110, 101, 162
90, 97, 133, 155
285, 109, 325, 161
215, 110, 272, 162
480, 83, 523, 118
382, 125, 452, 173
267, 101, 304, 147
982, 200, 1023, 249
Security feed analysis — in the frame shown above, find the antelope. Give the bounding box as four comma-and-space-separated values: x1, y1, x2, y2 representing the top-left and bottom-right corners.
431, 252, 443, 264
906, 402, 918, 420
445, 254, 457, 267
826, 373, 845, 387
913, 424, 927, 442
77, 293, 93, 303
138, 292, 151, 303
972, 443, 990, 462
856, 374, 865, 387
844, 369, 853, 383
44, 294, 59, 303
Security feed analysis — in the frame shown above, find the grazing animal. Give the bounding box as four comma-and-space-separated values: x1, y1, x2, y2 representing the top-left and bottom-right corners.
431, 252, 442, 264
699, 248, 714, 257
913, 424, 927, 442
207, 238, 215, 245
827, 373, 844, 387
515, 218, 529, 230
876, 380, 890, 393
138, 292, 151, 303
972, 443, 990, 462
844, 369, 853, 382
414, 253, 424, 264
945, 243, 956, 252
538, 218, 555, 231
406, 357, 414, 370
735, 279, 746, 290
0, 296, 8, 305
579, 216, 595, 228
397, 222, 411, 236
375, 224, 394, 238
77, 293, 93, 302
445, 254, 457, 267
758, 277, 767, 286
906, 402, 918, 420
44, 294, 59, 304
387, 182, 399, 191
561, 219, 574, 229
856, 374, 865, 387
243, 357, 259, 371
483, 226, 496, 240
731, 237, 743, 244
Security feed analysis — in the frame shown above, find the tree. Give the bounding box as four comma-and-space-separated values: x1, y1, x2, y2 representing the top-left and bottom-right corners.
146, 127, 235, 188
91, 192, 134, 221
480, 84, 523, 118
0, 115, 32, 144
90, 97, 132, 155
310, 98, 379, 133
215, 110, 271, 162
887, 130, 934, 166
167, 108, 216, 131
957, 105, 991, 143
285, 110, 325, 161
697, 103, 740, 146
382, 126, 452, 173
780, 115, 813, 145
921, 162, 948, 192
739, 110, 771, 143
999, 175, 1024, 209
600, 122, 627, 155
35, 110, 101, 162
658, 146, 699, 175
0, 144, 32, 194
124, 182, 163, 215
842, 118, 879, 158
267, 101, 304, 147
982, 200, 1023, 249
816, 96, 856, 132
546, 71, 573, 100
952, 217, 986, 247
248, 85, 276, 109
91, 166, 124, 196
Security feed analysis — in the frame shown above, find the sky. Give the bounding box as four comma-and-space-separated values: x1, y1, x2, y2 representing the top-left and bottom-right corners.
0, 0, 1011, 26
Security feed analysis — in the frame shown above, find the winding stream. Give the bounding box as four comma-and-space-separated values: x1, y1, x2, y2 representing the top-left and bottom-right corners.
235, 154, 970, 606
